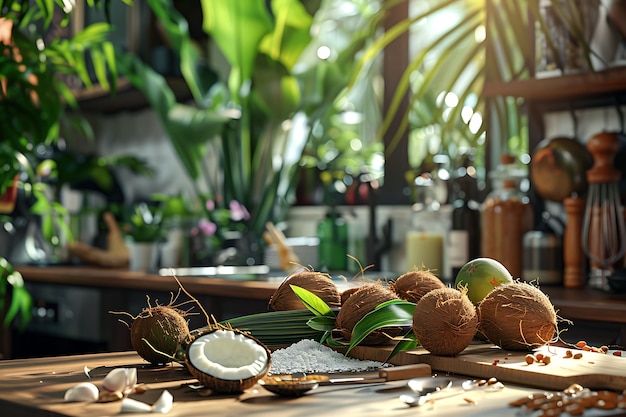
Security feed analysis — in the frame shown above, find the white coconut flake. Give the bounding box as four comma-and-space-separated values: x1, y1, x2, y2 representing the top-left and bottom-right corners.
270, 339, 387, 374
120, 397, 152, 413
152, 390, 173, 414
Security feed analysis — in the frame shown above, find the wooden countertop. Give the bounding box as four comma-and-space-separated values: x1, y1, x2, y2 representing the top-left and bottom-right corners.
0, 350, 581, 417
15, 265, 280, 300
16, 265, 626, 325
539, 286, 626, 325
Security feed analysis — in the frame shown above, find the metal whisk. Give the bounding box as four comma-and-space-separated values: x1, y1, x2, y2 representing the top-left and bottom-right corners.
581, 132, 626, 289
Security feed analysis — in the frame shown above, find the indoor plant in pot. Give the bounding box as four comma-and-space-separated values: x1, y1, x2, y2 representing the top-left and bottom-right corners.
122, 201, 166, 272
0, 0, 126, 328
119, 0, 384, 265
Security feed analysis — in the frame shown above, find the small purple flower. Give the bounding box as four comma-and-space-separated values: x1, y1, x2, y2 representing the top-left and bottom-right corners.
197, 218, 217, 236
205, 200, 216, 211
229, 200, 250, 221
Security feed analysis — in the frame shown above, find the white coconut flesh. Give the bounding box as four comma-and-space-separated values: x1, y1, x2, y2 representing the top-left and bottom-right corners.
188, 330, 269, 380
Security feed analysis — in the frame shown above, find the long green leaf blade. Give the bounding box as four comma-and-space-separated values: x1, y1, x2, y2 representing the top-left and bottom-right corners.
346, 300, 415, 354
289, 284, 335, 317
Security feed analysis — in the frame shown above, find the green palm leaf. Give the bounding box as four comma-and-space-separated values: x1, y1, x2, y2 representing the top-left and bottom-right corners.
290, 285, 336, 317
345, 300, 415, 354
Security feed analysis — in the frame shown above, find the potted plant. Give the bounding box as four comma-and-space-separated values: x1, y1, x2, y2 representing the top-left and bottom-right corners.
118, 0, 384, 264
121, 201, 166, 272
0, 0, 126, 327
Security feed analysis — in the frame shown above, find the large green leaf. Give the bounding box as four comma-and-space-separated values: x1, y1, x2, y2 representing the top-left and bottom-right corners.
345, 300, 415, 354
201, 0, 273, 101
306, 315, 337, 331
0, 259, 32, 328
261, 0, 313, 70
385, 330, 419, 361
118, 54, 233, 184
146, 0, 204, 102
290, 284, 336, 317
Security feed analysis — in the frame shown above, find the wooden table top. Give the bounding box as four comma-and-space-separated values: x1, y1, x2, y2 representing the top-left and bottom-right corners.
0, 350, 601, 417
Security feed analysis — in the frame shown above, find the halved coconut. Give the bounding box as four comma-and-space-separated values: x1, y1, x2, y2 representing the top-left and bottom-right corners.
185, 328, 271, 394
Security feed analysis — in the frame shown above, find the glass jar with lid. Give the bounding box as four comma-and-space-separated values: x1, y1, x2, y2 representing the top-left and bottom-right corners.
481, 155, 534, 279
405, 174, 447, 278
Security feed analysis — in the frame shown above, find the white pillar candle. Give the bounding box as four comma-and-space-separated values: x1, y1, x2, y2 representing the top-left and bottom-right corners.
405, 231, 444, 276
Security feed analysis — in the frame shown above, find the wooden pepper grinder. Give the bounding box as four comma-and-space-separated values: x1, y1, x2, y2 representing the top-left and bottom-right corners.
563, 196, 586, 288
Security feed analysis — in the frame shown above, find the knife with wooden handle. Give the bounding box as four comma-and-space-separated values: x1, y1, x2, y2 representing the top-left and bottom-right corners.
314, 363, 432, 386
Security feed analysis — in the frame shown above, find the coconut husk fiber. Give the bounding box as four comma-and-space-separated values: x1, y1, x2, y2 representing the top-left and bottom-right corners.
335, 283, 403, 346
412, 287, 478, 356
268, 270, 341, 311
478, 282, 557, 351
391, 269, 446, 304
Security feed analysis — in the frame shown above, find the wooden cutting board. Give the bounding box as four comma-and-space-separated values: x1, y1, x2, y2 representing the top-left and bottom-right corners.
346, 343, 626, 391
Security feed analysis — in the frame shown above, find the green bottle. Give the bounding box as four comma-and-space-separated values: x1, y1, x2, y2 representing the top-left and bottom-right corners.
317, 209, 348, 272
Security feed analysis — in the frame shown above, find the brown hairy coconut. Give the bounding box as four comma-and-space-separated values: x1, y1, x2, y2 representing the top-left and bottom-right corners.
391, 269, 446, 304
340, 286, 360, 305
412, 287, 478, 356
268, 270, 341, 311
478, 282, 557, 351
184, 327, 271, 394
129, 305, 191, 364
335, 283, 402, 345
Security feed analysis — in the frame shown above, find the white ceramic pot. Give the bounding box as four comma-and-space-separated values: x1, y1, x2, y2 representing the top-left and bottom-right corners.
129, 241, 159, 272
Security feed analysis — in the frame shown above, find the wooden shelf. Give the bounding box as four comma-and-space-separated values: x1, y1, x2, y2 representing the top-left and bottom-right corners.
483, 65, 626, 102
72, 76, 192, 113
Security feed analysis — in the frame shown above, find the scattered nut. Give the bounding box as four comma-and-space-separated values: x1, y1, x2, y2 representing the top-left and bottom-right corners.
511, 384, 621, 416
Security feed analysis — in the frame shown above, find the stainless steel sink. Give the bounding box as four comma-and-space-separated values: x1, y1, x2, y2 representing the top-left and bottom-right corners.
158, 265, 271, 280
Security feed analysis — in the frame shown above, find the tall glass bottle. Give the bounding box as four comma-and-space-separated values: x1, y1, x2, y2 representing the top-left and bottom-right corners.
449, 190, 481, 280
448, 156, 481, 281
317, 208, 348, 272
405, 175, 446, 278
480, 155, 534, 279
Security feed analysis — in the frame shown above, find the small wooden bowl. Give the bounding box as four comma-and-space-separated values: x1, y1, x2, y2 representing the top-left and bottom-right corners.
258, 375, 321, 397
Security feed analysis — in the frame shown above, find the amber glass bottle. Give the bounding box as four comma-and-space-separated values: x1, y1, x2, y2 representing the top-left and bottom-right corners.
481, 156, 534, 279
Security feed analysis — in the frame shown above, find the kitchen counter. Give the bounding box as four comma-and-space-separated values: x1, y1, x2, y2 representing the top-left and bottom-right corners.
15, 265, 626, 324
1, 349, 622, 417
8, 266, 626, 358
15, 265, 281, 300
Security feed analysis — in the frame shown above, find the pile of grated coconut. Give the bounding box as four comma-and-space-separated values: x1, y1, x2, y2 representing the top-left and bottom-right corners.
270, 339, 388, 374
